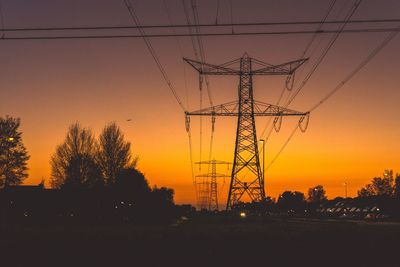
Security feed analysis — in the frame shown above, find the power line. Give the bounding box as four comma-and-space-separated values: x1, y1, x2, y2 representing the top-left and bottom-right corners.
0, 0, 5, 38
162, 0, 190, 109
182, 0, 200, 60
229, 0, 234, 33
182, 0, 204, 171
259, 0, 337, 140
162, 0, 185, 57
1, 28, 400, 41
1, 18, 400, 32
300, 0, 337, 59
285, 0, 363, 107
191, 0, 213, 107
266, 26, 400, 170
266, 125, 299, 170
163, 0, 198, 186
186, 0, 216, 180
122, 0, 186, 111
308, 29, 400, 112
191, 0, 215, 170
265, 1, 362, 169
1, 27, 399, 40
215, 0, 220, 25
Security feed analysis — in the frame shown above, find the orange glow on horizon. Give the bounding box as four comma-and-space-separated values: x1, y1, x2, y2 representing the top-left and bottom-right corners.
1, 1, 400, 207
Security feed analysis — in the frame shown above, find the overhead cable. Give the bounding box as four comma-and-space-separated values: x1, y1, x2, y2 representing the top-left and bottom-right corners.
1, 18, 400, 32
267, 25, 400, 170
3, 27, 400, 40
122, 0, 186, 111
285, 0, 363, 107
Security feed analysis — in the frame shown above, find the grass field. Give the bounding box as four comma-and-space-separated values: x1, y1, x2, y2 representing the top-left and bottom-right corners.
1, 216, 400, 266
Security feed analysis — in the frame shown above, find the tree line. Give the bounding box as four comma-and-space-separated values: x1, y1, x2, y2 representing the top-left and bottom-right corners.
0, 116, 180, 223
1, 115, 400, 217
50, 121, 139, 189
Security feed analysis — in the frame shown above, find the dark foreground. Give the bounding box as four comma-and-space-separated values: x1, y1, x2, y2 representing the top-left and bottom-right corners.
1, 216, 400, 267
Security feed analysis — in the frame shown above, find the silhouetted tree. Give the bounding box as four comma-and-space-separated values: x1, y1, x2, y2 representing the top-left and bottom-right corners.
394, 174, 400, 199
277, 191, 305, 212
358, 171, 394, 197
150, 186, 175, 219
50, 123, 102, 189
64, 154, 103, 189
152, 186, 174, 205
113, 168, 151, 200
97, 122, 137, 185
307, 185, 327, 203
0, 116, 30, 188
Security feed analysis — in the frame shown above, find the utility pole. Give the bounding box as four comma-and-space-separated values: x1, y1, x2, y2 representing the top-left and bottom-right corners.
185, 53, 309, 209
195, 160, 230, 210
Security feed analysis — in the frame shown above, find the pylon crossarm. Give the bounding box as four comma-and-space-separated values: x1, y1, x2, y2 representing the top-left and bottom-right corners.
252, 58, 308, 75
196, 174, 230, 178
186, 100, 308, 117
186, 101, 239, 116
253, 100, 308, 116
194, 160, 231, 164
183, 58, 240, 75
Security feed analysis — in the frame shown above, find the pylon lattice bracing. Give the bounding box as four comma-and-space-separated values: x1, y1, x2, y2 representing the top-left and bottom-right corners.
195, 160, 230, 210
185, 53, 309, 210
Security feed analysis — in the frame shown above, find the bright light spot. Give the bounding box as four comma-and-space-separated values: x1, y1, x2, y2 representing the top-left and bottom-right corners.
8, 137, 14, 141
115, 206, 118, 209
23, 212, 28, 217
120, 201, 125, 205
240, 212, 246, 218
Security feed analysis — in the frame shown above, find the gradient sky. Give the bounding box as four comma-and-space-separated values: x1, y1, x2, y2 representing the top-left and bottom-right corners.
1, 0, 400, 205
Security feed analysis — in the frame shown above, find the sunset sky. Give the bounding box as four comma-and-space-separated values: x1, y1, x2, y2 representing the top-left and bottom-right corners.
1, 0, 400, 205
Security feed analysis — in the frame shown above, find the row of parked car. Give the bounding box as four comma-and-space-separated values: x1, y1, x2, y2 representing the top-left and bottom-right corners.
316, 199, 389, 219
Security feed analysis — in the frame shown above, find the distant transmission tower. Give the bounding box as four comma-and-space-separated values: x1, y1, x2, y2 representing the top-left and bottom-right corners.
195, 180, 210, 210
185, 53, 309, 209
195, 160, 230, 210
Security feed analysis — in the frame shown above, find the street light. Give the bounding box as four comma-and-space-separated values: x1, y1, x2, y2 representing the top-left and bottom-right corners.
259, 139, 265, 184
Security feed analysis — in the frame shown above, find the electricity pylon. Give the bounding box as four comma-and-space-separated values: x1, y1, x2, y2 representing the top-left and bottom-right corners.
185, 53, 309, 210
195, 160, 230, 210
195, 180, 210, 210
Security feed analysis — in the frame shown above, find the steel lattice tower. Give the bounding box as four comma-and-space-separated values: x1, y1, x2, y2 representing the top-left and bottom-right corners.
185, 53, 309, 210
195, 160, 230, 210
196, 180, 210, 210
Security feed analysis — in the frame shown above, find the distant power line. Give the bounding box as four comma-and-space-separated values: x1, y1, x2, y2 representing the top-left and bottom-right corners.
1, 18, 400, 32
1, 27, 399, 40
